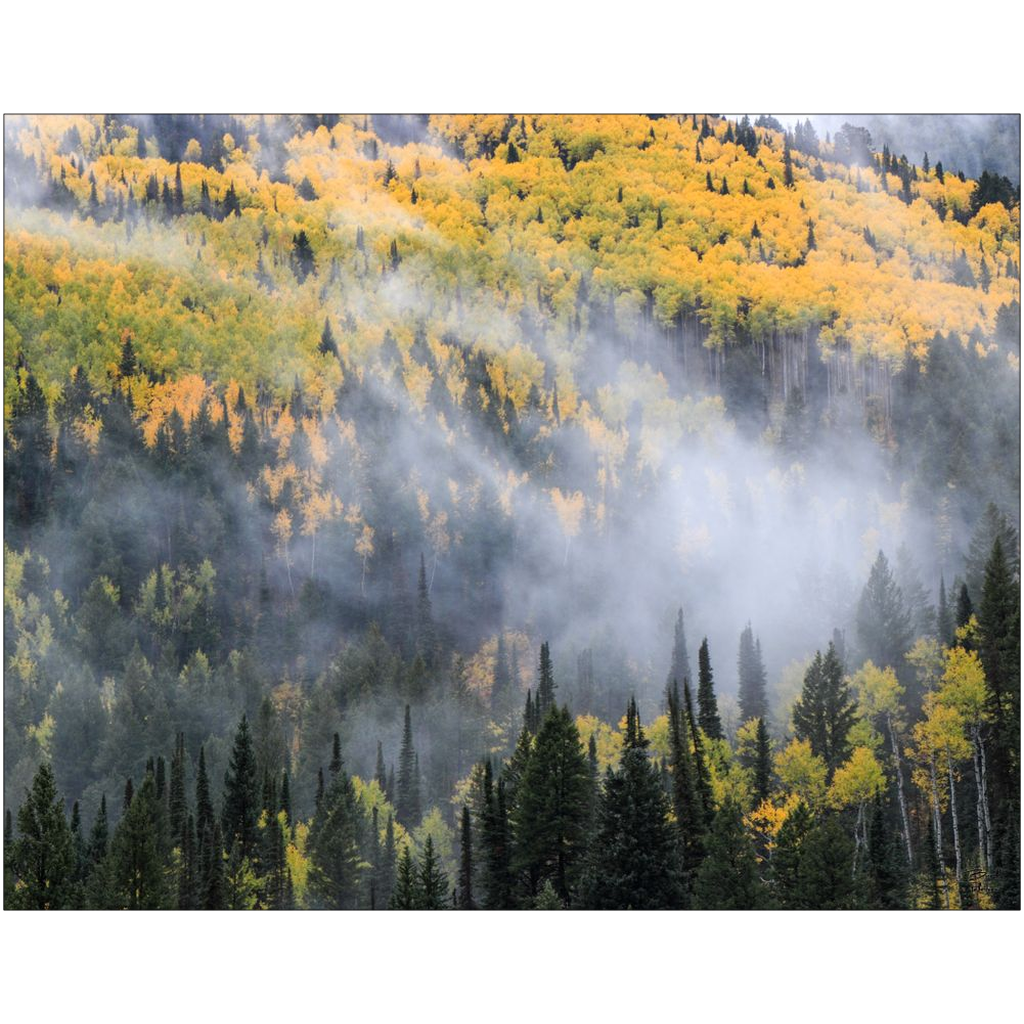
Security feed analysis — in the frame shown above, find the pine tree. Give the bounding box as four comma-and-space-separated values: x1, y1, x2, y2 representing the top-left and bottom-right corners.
329, 732, 343, 777
667, 608, 692, 690
956, 582, 974, 630
478, 760, 512, 909
375, 741, 387, 793
307, 767, 364, 910
697, 637, 723, 740
168, 732, 186, 846
222, 715, 260, 861
10, 762, 75, 909
866, 795, 908, 909
457, 806, 475, 909
390, 844, 419, 909
415, 553, 437, 669
857, 551, 913, 674
693, 798, 769, 909
396, 705, 421, 828
737, 624, 768, 724
683, 681, 714, 826
792, 815, 861, 909
103, 771, 173, 909
536, 641, 556, 718
418, 834, 448, 909
667, 682, 704, 893
513, 705, 591, 902
584, 699, 682, 908
792, 643, 857, 777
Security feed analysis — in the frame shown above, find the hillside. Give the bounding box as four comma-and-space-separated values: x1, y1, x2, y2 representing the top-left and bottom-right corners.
3, 114, 1020, 912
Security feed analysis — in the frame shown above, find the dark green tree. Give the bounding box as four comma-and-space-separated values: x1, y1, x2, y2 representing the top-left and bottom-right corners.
792, 643, 857, 777
737, 624, 768, 724
222, 715, 260, 861
696, 637, 722, 740
396, 705, 421, 828
9, 762, 75, 909
693, 798, 769, 909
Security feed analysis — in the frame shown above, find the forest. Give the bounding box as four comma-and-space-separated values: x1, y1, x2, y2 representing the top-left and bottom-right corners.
3, 113, 1020, 910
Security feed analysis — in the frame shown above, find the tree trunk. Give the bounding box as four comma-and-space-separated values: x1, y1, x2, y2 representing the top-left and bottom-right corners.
887, 714, 913, 865
929, 757, 950, 910
975, 725, 992, 870
946, 751, 962, 895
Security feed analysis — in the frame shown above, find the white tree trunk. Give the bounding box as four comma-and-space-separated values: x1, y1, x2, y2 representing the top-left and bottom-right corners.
888, 714, 913, 865
946, 751, 963, 896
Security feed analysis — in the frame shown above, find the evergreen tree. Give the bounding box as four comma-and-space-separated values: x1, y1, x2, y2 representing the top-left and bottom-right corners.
329, 732, 343, 777
535, 641, 556, 718
584, 698, 682, 908
168, 732, 187, 845
307, 768, 364, 909
956, 582, 974, 630
866, 795, 908, 909
491, 632, 511, 713
737, 624, 768, 723
857, 551, 913, 674
103, 772, 173, 909
418, 834, 448, 909
693, 799, 769, 909
792, 643, 857, 777
793, 814, 861, 909
222, 715, 260, 861
375, 741, 387, 793
457, 806, 475, 909
10, 762, 75, 909
667, 607, 692, 690
478, 760, 512, 908
415, 553, 437, 669
396, 705, 421, 828
667, 682, 704, 893
513, 705, 591, 902
390, 844, 419, 909
697, 637, 723, 740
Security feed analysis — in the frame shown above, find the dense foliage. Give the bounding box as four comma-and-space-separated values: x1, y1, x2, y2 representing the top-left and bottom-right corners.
4, 114, 1019, 909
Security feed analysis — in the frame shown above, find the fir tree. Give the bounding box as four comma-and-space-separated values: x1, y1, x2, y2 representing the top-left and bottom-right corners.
457, 806, 475, 909
418, 834, 448, 909
307, 767, 364, 909
667, 608, 692, 691
792, 643, 857, 777
737, 624, 768, 724
103, 772, 173, 909
697, 637, 723, 740
536, 641, 556, 718
222, 715, 260, 861
857, 551, 913, 675
693, 798, 769, 909
396, 705, 421, 828
584, 698, 683, 908
513, 705, 591, 902
10, 762, 75, 909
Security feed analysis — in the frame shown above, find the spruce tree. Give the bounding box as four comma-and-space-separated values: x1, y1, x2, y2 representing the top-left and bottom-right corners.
513, 705, 590, 902
390, 844, 419, 909
667, 682, 704, 893
307, 767, 364, 909
693, 798, 769, 909
936, 574, 954, 646
478, 760, 512, 909
103, 771, 173, 909
791, 642, 857, 777
697, 637, 723, 740
584, 699, 682, 908
222, 715, 260, 861
536, 641, 556, 718
667, 607, 692, 690
752, 718, 773, 806
396, 705, 421, 828
418, 834, 448, 909
10, 762, 75, 909
856, 550, 913, 674
458, 806, 475, 909
737, 624, 768, 724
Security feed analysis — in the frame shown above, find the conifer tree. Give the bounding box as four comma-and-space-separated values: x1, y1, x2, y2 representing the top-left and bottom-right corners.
222, 715, 260, 861
857, 551, 913, 674
458, 806, 475, 909
375, 741, 387, 793
697, 637, 722, 740
10, 762, 75, 909
667, 682, 704, 892
307, 767, 364, 910
415, 553, 437, 669
168, 732, 187, 846
536, 641, 556, 718
396, 705, 421, 828
104, 771, 173, 909
737, 624, 768, 724
418, 834, 448, 909
936, 574, 954, 647
683, 681, 713, 825
329, 732, 343, 777
584, 698, 682, 908
390, 844, 419, 909
752, 718, 773, 805
792, 643, 857, 777
667, 608, 692, 690
491, 632, 511, 713
478, 760, 512, 908
693, 798, 769, 909
513, 705, 590, 901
